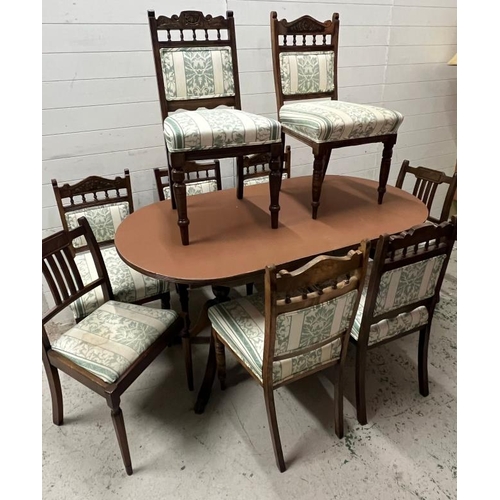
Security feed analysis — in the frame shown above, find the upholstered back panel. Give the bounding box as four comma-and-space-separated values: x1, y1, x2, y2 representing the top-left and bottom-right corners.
163, 179, 218, 200
374, 255, 446, 316
243, 172, 288, 186
275, 289, 357, 356
160, 47, 235, 101
65, 202, 129, 248
279, 51, 335, 96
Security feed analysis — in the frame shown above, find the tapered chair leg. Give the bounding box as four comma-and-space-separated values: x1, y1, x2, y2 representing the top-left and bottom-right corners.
182, 336, 194, 392
213, 329, 227, 390
43, 358, 63, 426
377, 137, 396, 204
236, 157, 244, 200
246, 283, 254, 296
109, 402, 133, 476
311, 153, 326, 219
355, 346, 368, 425
263, 385, 286, 472
418, 325, 431, 397
160, 291, 171, 310
334, 372, 344, 438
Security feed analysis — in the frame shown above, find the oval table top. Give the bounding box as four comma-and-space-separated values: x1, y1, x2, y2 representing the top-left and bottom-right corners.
115, 175, 427, 286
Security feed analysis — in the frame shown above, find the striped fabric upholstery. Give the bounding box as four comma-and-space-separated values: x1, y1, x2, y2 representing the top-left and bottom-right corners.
52, 301, 178, 383
243, 172, 288, 186
279, 101, 404, 143
163, 179, 218, 200
160, 47, 235, 101
65, 202, 129, 249
280, 51, 335, 96
164, 109, 282, 152
70, 247, 170, 321
374, 255, 446, 315
351, 255, 445, 345
208, 290, 357, 385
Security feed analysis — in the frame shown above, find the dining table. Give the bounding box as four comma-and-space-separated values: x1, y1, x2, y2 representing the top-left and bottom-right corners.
115, 174, 428, 412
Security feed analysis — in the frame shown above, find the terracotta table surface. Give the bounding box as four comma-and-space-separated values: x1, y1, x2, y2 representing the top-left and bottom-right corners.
115, 175, 427, 286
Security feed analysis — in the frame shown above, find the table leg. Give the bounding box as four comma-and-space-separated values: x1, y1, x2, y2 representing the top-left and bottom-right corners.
194, 285, 231, 414
377, 136, 397, 205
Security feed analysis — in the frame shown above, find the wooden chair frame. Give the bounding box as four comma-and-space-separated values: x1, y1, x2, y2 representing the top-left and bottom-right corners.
42, 218, 183, 475
242, 145, 292, 185
396, 159, 457, 224
51, 170, 171, 312
211, 243, 369, 471
270, 11, 398, 219
350, 217, 457, 425
154, 160, 222, 202
149, 10, 283, 245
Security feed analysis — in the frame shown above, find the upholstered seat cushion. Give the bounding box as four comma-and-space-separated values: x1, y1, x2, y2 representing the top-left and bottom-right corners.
243, 172, 288, 186
71, 246, 170, 321
52, 301, 178, 383
279, 101, 403, 143
208, 290, 357, 385
163, 179, 218, 200
163, 109, 281, 153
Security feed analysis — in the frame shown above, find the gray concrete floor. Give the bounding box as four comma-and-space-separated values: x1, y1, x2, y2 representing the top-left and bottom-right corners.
42, 248, 457, 500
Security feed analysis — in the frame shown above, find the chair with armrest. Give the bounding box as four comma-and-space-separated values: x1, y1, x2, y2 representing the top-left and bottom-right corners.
395, 159, 457, 223
42, 217, 183, 475
270, 11, 404, 220
350, 217, 457, 425
149, 9, 284, 245
206, 242, 370, 471
51, 170, 171, 323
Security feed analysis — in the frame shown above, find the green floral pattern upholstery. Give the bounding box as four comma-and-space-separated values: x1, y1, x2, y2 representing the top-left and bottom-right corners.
208, 290, 357, 384
52, 300, 178, 383
279, 101, 403, 143
374, 255, 446, 316
351, 255, 445, 345
243, 173, 288, 186
70, 247, 170, 321
163, 109, 282, 153
160, 47, 235, 101
65, 202, 129, 249
163, 179, 218, 200
279, 51, 335, 95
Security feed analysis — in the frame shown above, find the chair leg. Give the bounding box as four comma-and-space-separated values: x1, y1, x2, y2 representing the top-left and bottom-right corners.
108, 400, 133, 476
236, 157, 244, 200
263, 385, 286, 472
355, 346, 368, 425
334, 370, 344, 439
418, 325, 431, 397
213, 329, 226, 390
43, 357, 63, 426
160, 291, 171, 310
171, 159, 190, 245
311, 153, 326, 219
269, 145, 282, 229
246, 283, 254, 296
377, 137, 396, 204
182, 336, 194, 392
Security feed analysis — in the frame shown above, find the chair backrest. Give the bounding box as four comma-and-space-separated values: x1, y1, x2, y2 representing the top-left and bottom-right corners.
360, 218, 457, 338
263, 242, 369, 385
42, 217, 113, 348
395, 160, 457, 224
243, 146, 292, 186
148, 10, 242, 121
52, 170, 133, 251
154, 161, 222, 201
270, 11, 340, 110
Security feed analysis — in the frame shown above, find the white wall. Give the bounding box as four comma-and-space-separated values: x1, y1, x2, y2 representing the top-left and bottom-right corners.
42, 0, 457, 237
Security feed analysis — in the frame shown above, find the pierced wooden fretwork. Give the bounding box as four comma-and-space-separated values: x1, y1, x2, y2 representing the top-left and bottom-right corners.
156, 11, 229, 31
279, 15, 333, 34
